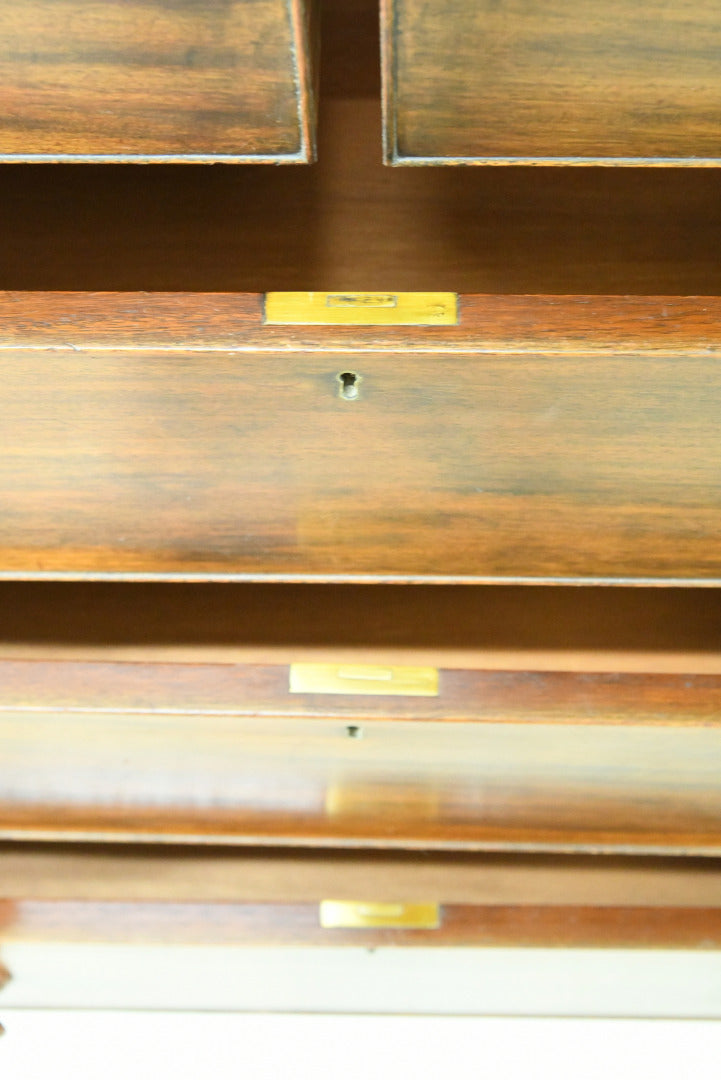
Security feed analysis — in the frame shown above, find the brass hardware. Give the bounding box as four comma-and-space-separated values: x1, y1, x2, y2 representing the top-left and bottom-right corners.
289, 662, 439, 696
320, 900, 440, 930
264, 291, 458, 325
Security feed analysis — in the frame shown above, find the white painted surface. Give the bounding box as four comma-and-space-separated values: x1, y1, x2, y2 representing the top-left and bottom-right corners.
2, 944, 721, 1016
2, 1013, 721, 1080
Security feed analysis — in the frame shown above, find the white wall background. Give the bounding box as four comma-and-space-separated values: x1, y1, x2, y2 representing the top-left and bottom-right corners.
2, 1013, 721, 1080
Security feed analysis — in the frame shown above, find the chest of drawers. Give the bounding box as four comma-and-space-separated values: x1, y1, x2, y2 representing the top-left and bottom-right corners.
2, 0, 721, 1012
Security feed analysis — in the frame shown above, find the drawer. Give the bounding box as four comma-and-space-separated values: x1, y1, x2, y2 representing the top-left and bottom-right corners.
2, 580, 721, 965
3, 663, 721, 854
0, 0, 318, 162
4, 923, 721, 1015
1, 291, 721, 583
1, 582, 721, 855
2, 0, 721, 994
382, 0, 721, 165
3, 848, 721, 1013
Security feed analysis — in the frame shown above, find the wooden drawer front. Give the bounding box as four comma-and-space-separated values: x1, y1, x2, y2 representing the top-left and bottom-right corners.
5, 848, 721, 949
2, 292, 721, 583
2, 658, 721, 854
382, 0, 721, 165
0, 0, 317, 162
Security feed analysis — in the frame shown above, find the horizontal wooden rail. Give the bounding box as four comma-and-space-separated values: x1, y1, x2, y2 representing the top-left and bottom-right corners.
3, 846, 721, 947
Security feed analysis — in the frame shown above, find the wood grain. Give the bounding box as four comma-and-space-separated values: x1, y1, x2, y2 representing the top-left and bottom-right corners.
4, 845, 721, 907
0, 0, 317, 162
3, 3, 721, 294
2, 293, 721, 582
4, 291, 721, 353
384, 0, 721, 164
4, 846, 721, 946
3, 656, 721, 852
3, 659, 721, 726
5, 901, 721, 949
3, 708, 721, 852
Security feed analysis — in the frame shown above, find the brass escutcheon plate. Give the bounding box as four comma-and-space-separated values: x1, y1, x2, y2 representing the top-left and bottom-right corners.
264, 291, 458, 325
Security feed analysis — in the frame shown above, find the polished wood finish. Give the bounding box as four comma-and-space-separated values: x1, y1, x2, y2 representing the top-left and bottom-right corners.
4, 845, 721, 907
2, 292, 721, 583
5, 291, 721, 352
1, 1, 720, 954
0, 0, 317, 162
3, 692, 721, 851
383, 0, 721, 165
5, 901, 721, 949
4, 846, 721, 947
4, 1, 721, 296
3, 659, 721, 726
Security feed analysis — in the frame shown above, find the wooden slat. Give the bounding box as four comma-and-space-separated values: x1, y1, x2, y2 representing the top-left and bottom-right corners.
2, 708, 721, 852
2, 293, 721, 582
4, 901, 721, 949
2, 659, 721, 726
4, 846, 721, 947
3, 292, 721, 353
0, 0, 317, 162
383, 0, 721, 165
3, 845, 721, 907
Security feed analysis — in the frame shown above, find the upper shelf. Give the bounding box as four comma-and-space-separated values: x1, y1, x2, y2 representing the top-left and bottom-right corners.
0, 0, 317, 163
382, 0, 721, 165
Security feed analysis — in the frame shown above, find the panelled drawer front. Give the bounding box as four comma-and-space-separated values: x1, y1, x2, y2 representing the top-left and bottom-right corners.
1, 292, 721, 583
0, 0, 317, 162
2, 658, 721, 853
382, 0, 721, 165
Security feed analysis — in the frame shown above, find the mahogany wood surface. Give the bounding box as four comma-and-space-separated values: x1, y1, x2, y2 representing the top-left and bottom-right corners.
4, 901, 721, 949
1, 583, 720, 674
3, 703, 721, 852
0, 0, 317, 162
2, 292, 721, 583
3, 659, 721, 726
384, 0, 721, 165
4, 2, 721, 296
4, 291, 721, 353
4, 845, 721, 907
4, 846, 721, 947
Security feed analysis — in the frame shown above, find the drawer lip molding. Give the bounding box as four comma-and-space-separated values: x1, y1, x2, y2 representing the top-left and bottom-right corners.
4, 899, 721, 949
1, 659, 721, 726
2, 292, 721, 354
2, 290, 721, 585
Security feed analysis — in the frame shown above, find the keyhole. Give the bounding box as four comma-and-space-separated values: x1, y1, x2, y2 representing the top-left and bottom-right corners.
338, 371, 359, 400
